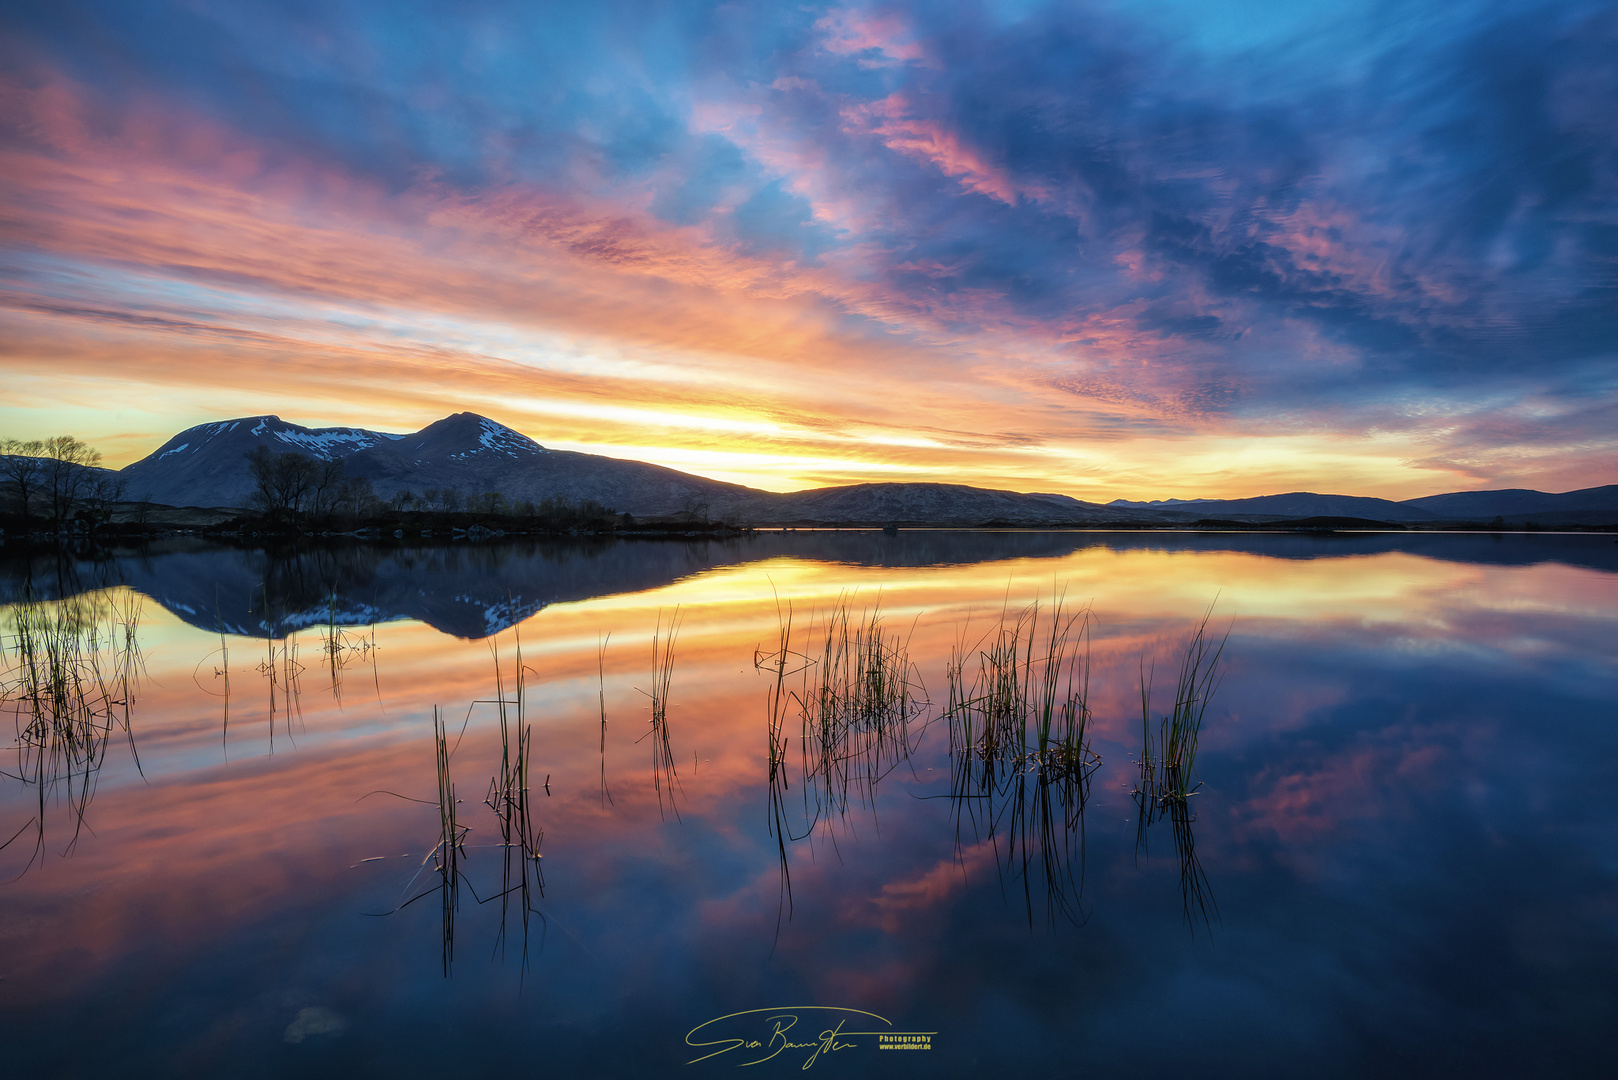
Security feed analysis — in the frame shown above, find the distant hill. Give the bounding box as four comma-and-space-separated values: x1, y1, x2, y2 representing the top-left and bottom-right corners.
1163, 492, 1438, 522
1401, 485, 1618, 521
42, 412, 1617, 529
731, 482, 1147, 526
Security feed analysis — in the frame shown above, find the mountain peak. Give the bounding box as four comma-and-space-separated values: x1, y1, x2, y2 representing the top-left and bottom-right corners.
400, 413, 546, 459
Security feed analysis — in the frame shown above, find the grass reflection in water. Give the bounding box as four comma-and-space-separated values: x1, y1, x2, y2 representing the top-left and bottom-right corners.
1132, 606, 1229, 934
0, 589, 145, 874
365, 635, 548, 978
944, 593, 1103, 926
754, 593, 930, 931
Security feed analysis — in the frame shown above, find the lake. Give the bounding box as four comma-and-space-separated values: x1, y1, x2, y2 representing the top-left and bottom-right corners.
2, 531, 1615, 1078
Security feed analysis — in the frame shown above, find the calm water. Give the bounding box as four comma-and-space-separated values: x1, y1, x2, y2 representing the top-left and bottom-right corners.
2, 532, 1615, 1078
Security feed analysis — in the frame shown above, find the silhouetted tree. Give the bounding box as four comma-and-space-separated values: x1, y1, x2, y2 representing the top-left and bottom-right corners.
245, 446, 317, 516
337, 477, 379, 519
41, 436, 103, 524
310, 457, 347, 520
0, 438, 46, 517
83, 473, 128, 530
680, 495, 711, 524
471, 491, 507, 515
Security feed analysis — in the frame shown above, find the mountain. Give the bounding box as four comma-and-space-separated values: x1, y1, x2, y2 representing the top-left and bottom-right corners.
119, 416, 405, 508
343, 413, 755, 516
734, 482, 1146, 525
1401, 485, 1618, 521
117, 413, 1155, 524
106, 413, 1618, 527
1160, 491, 1439, 522
119, 413, 753, 516
1106, 497, 1216, 508
1108, 486, 1618, 526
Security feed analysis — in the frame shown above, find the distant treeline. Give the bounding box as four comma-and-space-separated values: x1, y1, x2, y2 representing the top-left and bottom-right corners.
242, 447, 621, 530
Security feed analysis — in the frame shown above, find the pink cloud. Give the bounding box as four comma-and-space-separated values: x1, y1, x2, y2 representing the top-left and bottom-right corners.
814, 8, 928, 68
841, 93, 1039, 206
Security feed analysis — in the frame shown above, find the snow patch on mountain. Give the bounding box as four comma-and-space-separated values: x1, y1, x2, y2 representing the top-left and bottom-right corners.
271, 426, 392, 458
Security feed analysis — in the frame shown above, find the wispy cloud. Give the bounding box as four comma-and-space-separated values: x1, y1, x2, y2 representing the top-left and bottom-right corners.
0, 0, 1613, 496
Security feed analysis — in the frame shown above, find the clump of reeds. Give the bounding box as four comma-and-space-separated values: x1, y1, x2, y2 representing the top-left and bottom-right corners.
0, 589, 145, 870
756, 594, 927, 835
597, 633, 613, 808
639, 608, 683, 821
432, 705, 467, 974
363, 703, 481, 976
481, 632, 544, 970
807, 597, 926, 822
254, 584, 306, 751
751, 592, 928, 934
755, 595, 806, 931
320, 591, 378, 704
943, 592, 1101, 926
363, 631, 554, 979
1132, 605, 1229, 933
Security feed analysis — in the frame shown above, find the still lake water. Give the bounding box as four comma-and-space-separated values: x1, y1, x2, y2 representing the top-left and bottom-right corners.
2, 531, 1615, 1078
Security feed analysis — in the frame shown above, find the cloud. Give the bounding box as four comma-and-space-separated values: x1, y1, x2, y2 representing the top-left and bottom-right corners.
1, 0, 1614, 496
283, 1007, 348, 1044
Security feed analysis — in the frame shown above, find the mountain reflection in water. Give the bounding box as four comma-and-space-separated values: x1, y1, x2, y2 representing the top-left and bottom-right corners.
0, 531, 1614, 1078
4, 530, 1616, 641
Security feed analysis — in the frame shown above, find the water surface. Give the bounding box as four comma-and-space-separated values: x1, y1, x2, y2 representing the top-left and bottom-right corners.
2, 532, 1614, 1077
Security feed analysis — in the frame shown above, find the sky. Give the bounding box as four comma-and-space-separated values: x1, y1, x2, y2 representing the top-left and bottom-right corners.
1, 0, 1614, 500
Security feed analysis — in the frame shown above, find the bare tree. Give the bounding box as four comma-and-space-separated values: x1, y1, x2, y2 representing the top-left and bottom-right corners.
310, 457, 347, 520
83, 472, 128, 530
40, 436, 103, 524
471, 490, 507, 515
680, 495, 711, 524
0, 438, 46, 518
245, 447, 317, 516
337, 477, 379, 519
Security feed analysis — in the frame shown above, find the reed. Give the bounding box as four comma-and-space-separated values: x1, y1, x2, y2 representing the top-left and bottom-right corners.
597, 633, 613, 808
943, 592, 1100, 926
946, 594, 1100, 798
320, 591, 376, 704
364, 634, 552, 979
641, 607, 683, 821
755, 595, 807, 931
805, 596, 925, 825
753, 593, 926, 850
481, 632, 545, 971
215, 594, 230, 752
1132, 605, 1229, 932
749, 593, 928, 935
1133, 606, 1228, 822
254, 585, 305, 751
0, 589, 145, 871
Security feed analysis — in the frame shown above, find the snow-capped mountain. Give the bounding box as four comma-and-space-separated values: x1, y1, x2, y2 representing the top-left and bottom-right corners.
120, 416, 406, 508
119, 412, 754, 516
108, 412, 1618, 526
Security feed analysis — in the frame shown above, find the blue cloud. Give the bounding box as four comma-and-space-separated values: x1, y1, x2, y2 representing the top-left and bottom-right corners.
2, 0, 1613, 427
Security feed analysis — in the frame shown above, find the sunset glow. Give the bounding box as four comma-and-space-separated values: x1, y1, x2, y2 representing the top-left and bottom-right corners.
2, 1, 1614, 499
